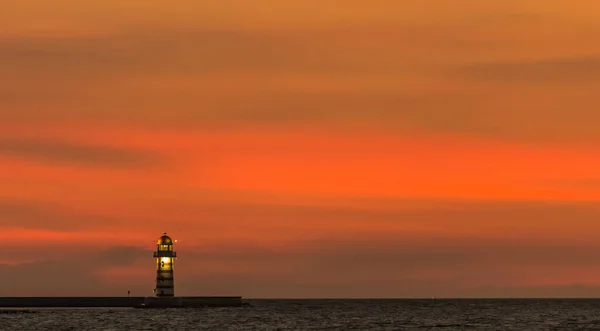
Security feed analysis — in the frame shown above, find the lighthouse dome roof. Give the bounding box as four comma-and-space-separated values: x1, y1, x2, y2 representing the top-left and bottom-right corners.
157, 233, 173, 245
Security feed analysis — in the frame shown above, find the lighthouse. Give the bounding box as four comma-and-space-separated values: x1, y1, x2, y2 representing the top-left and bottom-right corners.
153, 233, 177, 297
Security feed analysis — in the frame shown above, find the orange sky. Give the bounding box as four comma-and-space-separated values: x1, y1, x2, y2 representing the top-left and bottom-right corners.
2, 1, 600, 298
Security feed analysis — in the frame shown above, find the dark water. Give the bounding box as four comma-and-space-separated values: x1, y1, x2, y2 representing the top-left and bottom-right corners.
4, 299, 600, 330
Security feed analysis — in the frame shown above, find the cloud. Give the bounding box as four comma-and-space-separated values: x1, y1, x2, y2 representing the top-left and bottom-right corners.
457, 56, 600, 83
543, 178, 600, 190
0, 200, 109, 231
0, 81, 487, 132
4, 199, 600, 298
0, 246, 150, 296
0, 28, 408, 81
2, 25, 600, 143
0, 138, 160, 167
94, 246, 150, 267
183, 235, 600, 271
153, 198, 600, 234
0, 198, 160, 231
1, 27, 477, 127
173, 236, 600, 298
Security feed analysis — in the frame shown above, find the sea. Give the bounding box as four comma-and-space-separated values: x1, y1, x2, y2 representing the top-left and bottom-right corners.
4, 299, 600, 330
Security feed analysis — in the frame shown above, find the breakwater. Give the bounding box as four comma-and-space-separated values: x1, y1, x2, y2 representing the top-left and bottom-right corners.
0, 296, 243, 308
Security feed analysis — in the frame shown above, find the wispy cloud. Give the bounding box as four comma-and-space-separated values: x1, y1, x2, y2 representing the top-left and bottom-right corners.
0, 138, 161, 167
0, 199, 130, 230
0, 246, 149, 296
4, 235, 600, 297
457, 56, 600, 83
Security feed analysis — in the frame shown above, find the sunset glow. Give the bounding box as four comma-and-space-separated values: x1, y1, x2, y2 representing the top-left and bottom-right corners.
2, 1, 600, 298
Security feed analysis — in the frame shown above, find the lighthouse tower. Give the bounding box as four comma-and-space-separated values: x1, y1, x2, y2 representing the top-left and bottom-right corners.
153, 233, 177, 297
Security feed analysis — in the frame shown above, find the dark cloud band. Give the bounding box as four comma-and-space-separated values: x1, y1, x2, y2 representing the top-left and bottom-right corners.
0, 138, 161, 167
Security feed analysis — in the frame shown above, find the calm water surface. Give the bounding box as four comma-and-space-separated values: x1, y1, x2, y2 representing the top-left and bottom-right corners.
4, 299, 600, 330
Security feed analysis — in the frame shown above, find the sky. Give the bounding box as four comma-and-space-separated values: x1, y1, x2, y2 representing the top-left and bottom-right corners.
2, 1, 600, 298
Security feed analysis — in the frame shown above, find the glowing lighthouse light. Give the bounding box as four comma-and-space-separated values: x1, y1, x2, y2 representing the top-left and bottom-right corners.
153, 232, 177, 297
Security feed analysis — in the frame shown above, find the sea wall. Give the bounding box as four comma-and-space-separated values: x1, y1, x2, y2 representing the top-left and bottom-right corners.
0, 297, 144, 308
0, 296, 243, 308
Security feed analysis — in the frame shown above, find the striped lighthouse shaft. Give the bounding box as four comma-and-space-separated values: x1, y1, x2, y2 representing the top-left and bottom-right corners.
154, 243, 176, 297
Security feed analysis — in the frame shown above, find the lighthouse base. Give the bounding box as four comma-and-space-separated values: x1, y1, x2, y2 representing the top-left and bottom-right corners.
138, 297, 183, 308
136, 296, 244, 308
